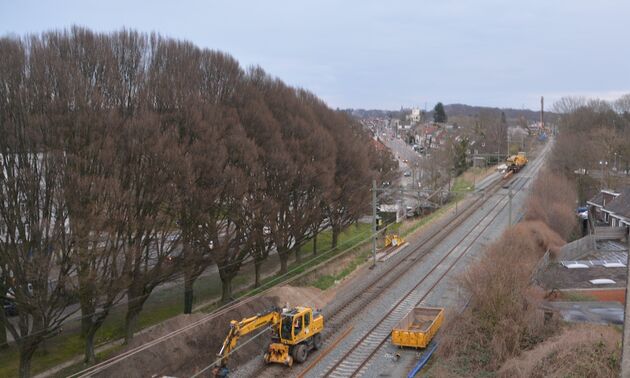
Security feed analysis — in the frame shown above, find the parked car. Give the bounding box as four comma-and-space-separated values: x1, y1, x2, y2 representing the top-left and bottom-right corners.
404, 172, 411, 177
3, 299, 17, 317
576, 206, 588, 220
4, 289, 17, 317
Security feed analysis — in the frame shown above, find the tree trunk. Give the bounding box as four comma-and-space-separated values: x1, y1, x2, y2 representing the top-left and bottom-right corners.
124, 294, 144, 344
220, 277, 233, 305
84, 328, 97, 365
278, 251, 288, 275
19, 343, 37, 378
312, 233, 318, 256
80, 315, 92, 339
254, 258, 262, 288
0, 315, 6, 350
331, 225, 340, 250
183, 273, 194, 314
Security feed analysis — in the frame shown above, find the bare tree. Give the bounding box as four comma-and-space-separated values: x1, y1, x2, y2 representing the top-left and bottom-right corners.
553, 96, 587, 114
614, 93, 630, 114
323, 113, 372, 249
0, 37, 79, 377
109, 115, 185, 343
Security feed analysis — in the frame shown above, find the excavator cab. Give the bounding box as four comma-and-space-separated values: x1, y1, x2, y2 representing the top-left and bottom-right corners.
266, 307, 324, 365
278, 307, 321, 344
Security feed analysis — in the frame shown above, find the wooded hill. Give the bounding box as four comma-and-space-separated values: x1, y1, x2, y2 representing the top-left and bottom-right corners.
347, 103, 559, 123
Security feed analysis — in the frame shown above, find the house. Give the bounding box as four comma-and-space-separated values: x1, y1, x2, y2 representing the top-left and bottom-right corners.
532, 187, 629, 325
407, 108, 422, 123
604, 188, 630, 228
587, 188, 630, 229
533, 231, 628, 324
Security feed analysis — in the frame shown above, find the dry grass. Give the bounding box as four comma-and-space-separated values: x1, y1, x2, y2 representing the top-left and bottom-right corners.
525, 169, 578, 240
431, 222, 564, 376
499, 324, 620, 378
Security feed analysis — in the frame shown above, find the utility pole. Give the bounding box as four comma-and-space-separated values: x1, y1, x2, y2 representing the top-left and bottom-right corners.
622, 230, 630, 377
508, 188, 513, 226
540, 96, 545, 130
371, 179, 377, 269
412, 165, 416, 189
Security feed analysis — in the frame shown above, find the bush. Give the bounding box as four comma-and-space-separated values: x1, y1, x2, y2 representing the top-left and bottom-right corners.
432, 222, 564, 376
525, 169, 577, 240
499, 324, 621, 378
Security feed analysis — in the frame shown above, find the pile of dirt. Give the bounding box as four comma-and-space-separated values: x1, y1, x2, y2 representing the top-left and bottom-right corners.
95, 297, 277, 377
265, 285, 333, 310
498, 324, 621, 378
95, 285, 331, 377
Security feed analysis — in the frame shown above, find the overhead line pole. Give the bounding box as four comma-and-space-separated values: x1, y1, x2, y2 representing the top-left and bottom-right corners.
371, 179, 377, 269
508, 188, 513, 226
622, 230, 630, 377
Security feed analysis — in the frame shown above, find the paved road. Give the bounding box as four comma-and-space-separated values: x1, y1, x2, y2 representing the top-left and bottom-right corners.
379, 132, 427, 211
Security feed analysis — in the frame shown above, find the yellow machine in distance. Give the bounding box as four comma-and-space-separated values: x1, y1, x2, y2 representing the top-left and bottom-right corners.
214, 306, 324, 377
384, 234, 404, 248
506, 152, 528, 173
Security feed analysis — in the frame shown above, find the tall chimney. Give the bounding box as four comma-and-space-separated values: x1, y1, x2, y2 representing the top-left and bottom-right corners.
540, 96, 544, 129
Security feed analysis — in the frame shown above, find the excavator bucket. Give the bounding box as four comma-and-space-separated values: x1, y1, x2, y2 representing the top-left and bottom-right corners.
264, 343, 293, 366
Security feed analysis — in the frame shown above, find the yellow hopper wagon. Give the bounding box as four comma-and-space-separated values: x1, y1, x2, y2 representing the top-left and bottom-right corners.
391, 307, 444, 348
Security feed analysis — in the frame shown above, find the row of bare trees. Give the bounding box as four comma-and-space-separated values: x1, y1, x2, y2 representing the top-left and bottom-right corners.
0, 27, 396, 377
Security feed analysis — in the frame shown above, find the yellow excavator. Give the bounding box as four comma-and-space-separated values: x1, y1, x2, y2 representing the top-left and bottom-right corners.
213, 306, 324, 377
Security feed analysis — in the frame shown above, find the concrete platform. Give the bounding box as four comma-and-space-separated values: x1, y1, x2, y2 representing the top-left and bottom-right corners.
376, 242, 409, 262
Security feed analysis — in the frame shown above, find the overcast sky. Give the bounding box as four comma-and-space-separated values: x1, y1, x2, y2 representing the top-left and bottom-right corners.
2, 0, 629, 110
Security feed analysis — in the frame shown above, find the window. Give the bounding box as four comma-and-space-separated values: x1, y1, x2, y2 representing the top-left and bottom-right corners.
603, 262, 625, 268
566, 263, 588, 269
281, 315, 293, 340
304, 312, 311, 328
590, 279, 616, 285
293, 315, 303, 336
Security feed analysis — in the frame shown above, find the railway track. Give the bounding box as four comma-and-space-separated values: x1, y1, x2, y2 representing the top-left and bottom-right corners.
245, 145, 549, 378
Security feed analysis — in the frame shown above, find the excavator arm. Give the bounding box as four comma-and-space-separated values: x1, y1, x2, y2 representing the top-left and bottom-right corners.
217, 308, 282, 368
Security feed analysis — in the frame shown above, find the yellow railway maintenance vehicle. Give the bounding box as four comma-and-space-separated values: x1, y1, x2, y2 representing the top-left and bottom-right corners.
384, 234, 404, 248
214, 306, 324, 377
506, 153, 528, 173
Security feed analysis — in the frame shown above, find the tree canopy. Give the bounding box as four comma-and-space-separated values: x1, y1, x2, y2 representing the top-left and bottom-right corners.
433, 102, 447, 123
